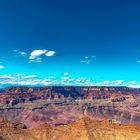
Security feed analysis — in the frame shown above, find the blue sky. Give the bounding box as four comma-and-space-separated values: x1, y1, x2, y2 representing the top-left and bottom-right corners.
0, 0, 140, 87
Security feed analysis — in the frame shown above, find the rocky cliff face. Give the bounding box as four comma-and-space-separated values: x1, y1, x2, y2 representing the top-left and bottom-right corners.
0, 86, 140, 128
0, 117, 140, 140
1, 86, 139, 100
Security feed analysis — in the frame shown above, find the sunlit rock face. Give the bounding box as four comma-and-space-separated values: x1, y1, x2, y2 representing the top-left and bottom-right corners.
0, 117, 140, 140
0, 86, 140, 128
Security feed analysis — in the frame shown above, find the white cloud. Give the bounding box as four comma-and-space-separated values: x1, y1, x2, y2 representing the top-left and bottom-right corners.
15, 74, 25, 77
29, 58, 42, 63
128, 81, 136, 85
0, 75, 13, 79
0, 65, 4, 69
127, 85, 140, 88
45, 51, 56, 57
0, 74, 38, 80
76, 79, 82, 82
63, 72, 69, 76
68, 78, 75, 82
19, 51, 27, 57
30, 50, 47, 58
29, 50, 47, 62
20, 75, 38, 79
61, 77, 69, 80
0, 74, 137, 87
29, 49, 57, 62
137, 60, 140, 63
112, 80, 124, 85
102, 80, 110, 84
97, 80, 124, 86
85, 79, 91, 82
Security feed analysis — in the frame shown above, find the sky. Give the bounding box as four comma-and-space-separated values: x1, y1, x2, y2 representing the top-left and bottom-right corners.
0, 0, 140, 87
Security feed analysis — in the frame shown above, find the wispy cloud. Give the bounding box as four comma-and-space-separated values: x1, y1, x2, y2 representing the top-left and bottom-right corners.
0, 75, 13, 79
29, 58, 42, 63
80, 55, 96, 64
16, 74, 38, 79
11, 50, 27, 57
127, 81, 136, 85
0, 73, 138, 87
80, 60, 91, 64
0, 74, 93, 87
19, 51, 27, 57
97, 80, 124, 86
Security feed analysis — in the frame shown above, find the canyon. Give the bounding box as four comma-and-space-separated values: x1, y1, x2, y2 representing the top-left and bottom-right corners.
0, 86, 140, 139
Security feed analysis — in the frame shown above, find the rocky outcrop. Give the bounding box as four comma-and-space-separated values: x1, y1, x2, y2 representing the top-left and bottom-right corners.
0, 117, 140, 140
0, 119, 30, 140
0, 86, 140, 128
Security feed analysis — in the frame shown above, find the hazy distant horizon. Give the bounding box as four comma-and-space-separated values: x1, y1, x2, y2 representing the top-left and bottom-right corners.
0, 85, 140, 89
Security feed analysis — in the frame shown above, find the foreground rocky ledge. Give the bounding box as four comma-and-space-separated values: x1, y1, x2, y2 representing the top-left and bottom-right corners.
0, 117, 140, 140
